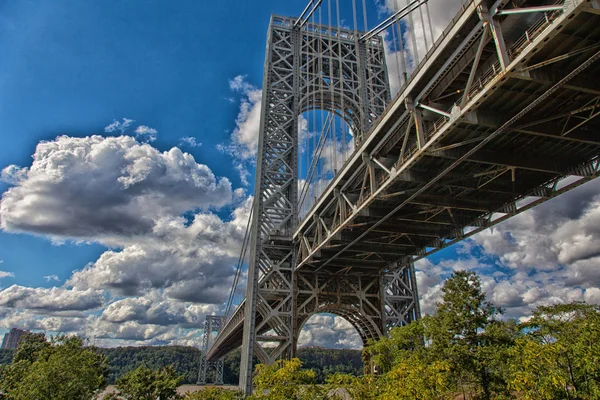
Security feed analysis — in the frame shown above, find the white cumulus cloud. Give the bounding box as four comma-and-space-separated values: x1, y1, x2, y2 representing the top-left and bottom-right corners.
1, 135, 232, 242
219, 75, 262, 161
0, 285, 104, 314
298, 314, 363, 350
0, 271, 14, 280
44, 275, 60, 282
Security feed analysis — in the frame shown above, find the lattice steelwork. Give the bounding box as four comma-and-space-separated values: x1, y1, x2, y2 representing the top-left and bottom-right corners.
197, 316, 225, 385
238, 16, 397, 394
208, 0, 600, 396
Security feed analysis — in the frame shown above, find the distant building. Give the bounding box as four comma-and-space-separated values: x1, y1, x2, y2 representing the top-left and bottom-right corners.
1, 328, 28, 349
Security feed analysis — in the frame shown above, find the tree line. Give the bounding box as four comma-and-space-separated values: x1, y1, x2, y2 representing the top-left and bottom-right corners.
0, 344, 362, 386
0, 270, 598, 399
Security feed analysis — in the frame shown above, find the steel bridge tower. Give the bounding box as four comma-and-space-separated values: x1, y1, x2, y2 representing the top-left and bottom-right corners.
239, 15, 420, 393
197, 316, 225, 385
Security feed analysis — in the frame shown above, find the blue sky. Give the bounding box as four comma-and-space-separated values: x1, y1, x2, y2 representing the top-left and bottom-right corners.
0, 0, 599, 349
0, 0, 287, 286
0, 0, 391, 346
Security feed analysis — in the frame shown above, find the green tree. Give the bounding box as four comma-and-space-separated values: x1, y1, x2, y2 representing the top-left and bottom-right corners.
249, 358, 328, 400
327, 373, 384, 400
509, 302, 600, 399
0, 349, 15, 366
381, 358, 452, 400
365, 317, 428, 374
360, 319, 452, 399
429, 270, 504, 399
365, 270, 515, 399
106, 365, 184, 400
99, 345, 202, 384
0, 334, 108, 400
508, 338, 569, 399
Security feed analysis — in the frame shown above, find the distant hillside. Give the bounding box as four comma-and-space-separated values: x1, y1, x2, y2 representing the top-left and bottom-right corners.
98, 345, 202, 384
222, 347, 363, 384
0, 345, 362, 384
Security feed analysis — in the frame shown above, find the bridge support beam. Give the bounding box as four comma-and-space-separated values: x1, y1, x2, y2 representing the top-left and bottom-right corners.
383, 263, 421, 331
238, 21, 300, 394
479, 3, 510, 71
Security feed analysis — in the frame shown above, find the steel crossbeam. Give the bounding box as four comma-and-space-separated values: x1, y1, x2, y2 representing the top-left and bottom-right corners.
207, 0, 600, 395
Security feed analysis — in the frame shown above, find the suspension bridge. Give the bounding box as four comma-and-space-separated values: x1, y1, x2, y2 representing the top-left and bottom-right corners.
197, 0, 600, 394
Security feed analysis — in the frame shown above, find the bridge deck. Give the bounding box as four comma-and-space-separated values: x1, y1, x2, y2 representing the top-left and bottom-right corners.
295, 0, 600, 274
208, 0, 600, 361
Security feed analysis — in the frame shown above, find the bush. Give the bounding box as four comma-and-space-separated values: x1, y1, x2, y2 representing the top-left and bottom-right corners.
106, 365, 184, 400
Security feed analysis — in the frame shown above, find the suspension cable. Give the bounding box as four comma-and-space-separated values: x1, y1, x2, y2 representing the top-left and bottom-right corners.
418, 2, 429, 50
296, 0, 323, 28
361, 0, 428, 41
407, 0, 420, 67
299, 113, 334, 210
425, 1, 435, 46
224, 201, 254, 318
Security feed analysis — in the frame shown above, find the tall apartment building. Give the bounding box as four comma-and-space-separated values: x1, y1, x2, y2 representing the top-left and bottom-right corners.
1, 328, 28, 349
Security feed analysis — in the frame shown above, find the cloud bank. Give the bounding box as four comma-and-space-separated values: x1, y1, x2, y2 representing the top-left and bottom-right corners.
0, 133, 248, 346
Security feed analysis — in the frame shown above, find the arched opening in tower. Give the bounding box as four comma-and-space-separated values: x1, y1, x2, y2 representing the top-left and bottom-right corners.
298, 313, 363, 350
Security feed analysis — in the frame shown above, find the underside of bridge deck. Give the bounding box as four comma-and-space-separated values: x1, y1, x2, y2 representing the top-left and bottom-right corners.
296, 0, 600, 276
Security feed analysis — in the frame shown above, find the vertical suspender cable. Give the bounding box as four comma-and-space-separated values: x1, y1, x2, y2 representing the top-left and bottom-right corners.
299, 114, 333, 210
391, 12, 402, 94
426, 1, 435, 46
363, 0, 375, 127
224, 202, 254, 319
351, 0, 358, 154
328, 0, 336, 171
311, 11, 320, 198
362, 0, 369, 32
352, 0, 358, 34
334, 0, 343, 175
418, 3, 429, 50
397, 0, 408, 82
407, 0, 419, 68
319, 5, 327, 186
303, 10, 311, 217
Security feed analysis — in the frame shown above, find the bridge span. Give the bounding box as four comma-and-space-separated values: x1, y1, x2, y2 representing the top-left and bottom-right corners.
207, 0, 600, 393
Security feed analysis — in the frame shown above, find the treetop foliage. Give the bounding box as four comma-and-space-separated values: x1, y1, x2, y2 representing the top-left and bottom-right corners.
0, 334, 108, 400
251, 271, 600, 400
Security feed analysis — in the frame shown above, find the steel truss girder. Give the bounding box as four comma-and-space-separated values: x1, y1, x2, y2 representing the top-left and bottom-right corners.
295, 0, 595, 271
